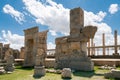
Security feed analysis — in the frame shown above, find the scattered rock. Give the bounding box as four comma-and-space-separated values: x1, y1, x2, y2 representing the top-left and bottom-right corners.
0, 67, 5, 74
99, 65, 116, 70
46, 69, 62, 74
61, 68, 72, 79
0, 69, 5, 75
104, 69, 120, 79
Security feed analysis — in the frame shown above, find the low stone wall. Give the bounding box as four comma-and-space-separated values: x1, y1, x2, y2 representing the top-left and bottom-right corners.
45, 58, 120, 68
14, 58, 120, 68
45, 58, 55, 68
92, 59, 120, 66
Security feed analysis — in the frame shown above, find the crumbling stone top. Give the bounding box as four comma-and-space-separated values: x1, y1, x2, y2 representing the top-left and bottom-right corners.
70, 7, 83, 14
24, 26, 39, 35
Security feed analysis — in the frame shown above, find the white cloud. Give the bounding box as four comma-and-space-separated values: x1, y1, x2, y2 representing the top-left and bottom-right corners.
84, 11, 107, 25
84, 10, 115, 46
0, 30, 56, 50
0, 30, 24, 50
3, 4, 25, 24
47, 42, 56, 49
109, 4, 119, 14
23, 0, 69, 35
49, 30, 57, 36
22, 0, 120, 47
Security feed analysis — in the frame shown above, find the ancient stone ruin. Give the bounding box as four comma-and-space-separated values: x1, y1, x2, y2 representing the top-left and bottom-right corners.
20, 47, 25, 59
4, 54, 14, 72
55, 7, 97, 71
0, 43, 20, 60
23, 27, 48, 67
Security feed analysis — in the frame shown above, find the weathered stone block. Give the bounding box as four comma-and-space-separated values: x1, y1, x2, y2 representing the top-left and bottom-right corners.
61, 68, 72, 79
104, 69, 120, 78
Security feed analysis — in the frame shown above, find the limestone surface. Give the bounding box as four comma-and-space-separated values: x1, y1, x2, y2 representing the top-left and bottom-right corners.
23, 27, 48, 67
55, 7, 97, 71
61, 68, 72, 79
104, 69, 120, 78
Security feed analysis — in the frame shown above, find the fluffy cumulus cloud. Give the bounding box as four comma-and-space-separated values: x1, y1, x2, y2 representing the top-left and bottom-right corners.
0, 30, 24, 50
109, 4, 119, 14
22, 0, 70, 35
84, 10, 115, 46
3, 0, 118, 50
84, 11, 107, 24
3, 4, 25, 24
22, 0, 120, 47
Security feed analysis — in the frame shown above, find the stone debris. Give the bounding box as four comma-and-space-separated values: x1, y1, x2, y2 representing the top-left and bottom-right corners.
104, 69, 120, 79
99, 65, 116, 70
46, 69, 61, 74
0, 67, 5, 74
61, 68, 72, 79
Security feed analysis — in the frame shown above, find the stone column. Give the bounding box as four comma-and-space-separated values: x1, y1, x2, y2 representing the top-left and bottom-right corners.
33, 55, 46, 78
102, 33, 105, 56
91, 38, 94, 56
88, 39, 90, 56
93, 43, 95, 56
114, 30, 119, 55
107, 48, 109, 55
0, 43, 3, 60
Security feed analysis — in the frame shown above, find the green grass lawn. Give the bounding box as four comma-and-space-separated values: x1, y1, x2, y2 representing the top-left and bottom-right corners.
0, 66, 119, 80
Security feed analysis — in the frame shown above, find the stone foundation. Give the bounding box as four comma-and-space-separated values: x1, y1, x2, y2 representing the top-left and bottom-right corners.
56, 54, 94, 71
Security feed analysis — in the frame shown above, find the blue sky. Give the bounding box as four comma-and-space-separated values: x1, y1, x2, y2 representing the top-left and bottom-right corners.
0, 0, 120, 49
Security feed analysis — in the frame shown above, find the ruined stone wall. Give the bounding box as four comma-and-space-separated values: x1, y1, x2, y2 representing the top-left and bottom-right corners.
37, 30, 48, 66
23, 27, 38, 67
23, 27, 48, 67
3, 44, 10, 60
55, 7, 97, 71
13, 49, 20, 59
20, 47, 25, 59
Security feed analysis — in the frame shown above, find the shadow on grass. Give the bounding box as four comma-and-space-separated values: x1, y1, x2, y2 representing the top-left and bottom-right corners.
73, 70, 104, 78
15, 66, 34, 71
62, 78, 71, 80
33, 75, 44, 79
